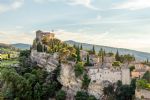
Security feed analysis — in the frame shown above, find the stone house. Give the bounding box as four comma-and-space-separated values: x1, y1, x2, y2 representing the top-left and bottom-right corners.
80, 50, 100, 66
87, 67, 131, 85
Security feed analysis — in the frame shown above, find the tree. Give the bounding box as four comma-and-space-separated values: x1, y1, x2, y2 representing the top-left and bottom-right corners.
34, 82, 42, 100
112, 61, 121, 67
98, 48, 103, 57
129, 66, 135, 73
115, 50, 120, 61
82, 74, 91, 90
56, 90, 66, 100
37, 42, 43, 52
86, 54, 90, 66
75, 91, 89, 100
74, 62, 84, 77
80, 44, 83, 50
76, 46, 81, 62
142, 71, 150, 83
92, 45, 95, 54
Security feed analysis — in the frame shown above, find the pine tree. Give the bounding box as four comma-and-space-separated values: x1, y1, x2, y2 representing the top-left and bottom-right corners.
98, 48, 103, 57
147, 58, 149, 63
76, 45, 81, 62
115, 50, 120, 61
80, 44, 83, 50
86, 54, 90, 65
92, 45, 95, 54
37, 42, 43, 52
44, 45, 47, 52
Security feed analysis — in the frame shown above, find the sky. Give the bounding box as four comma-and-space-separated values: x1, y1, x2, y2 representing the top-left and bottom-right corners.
0, 0, 150, 53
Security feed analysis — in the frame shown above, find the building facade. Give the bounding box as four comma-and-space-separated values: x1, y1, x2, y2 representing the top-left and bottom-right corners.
87, 67, 131, 85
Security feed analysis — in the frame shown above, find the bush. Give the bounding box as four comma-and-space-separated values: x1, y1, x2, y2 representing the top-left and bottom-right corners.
74, 62, 84, 77
56, 90, 66, 100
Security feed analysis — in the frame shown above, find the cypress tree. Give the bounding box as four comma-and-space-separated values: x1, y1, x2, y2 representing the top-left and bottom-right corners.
86, 54, 90, 65
115, 50, 120, 61
37, 42, 43, 52
92, 45, 95, 54
80, 44, 83, 50
76, 45, 81, 62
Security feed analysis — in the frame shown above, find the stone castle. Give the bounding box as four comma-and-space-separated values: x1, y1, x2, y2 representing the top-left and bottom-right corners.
36, 30, 55, 41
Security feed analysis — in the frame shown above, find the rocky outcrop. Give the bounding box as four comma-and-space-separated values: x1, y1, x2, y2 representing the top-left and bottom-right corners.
58, 63, 82, 99
30, 50, 59, 72
135, 89, 150, 99
88, 82, 103, 99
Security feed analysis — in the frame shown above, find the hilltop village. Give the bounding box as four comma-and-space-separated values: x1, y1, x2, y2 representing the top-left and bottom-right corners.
30, 30, 150, 99
1, 30, 150, 100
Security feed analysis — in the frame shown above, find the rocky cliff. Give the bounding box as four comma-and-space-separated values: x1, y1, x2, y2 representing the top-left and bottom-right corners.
30, 50, 59, 72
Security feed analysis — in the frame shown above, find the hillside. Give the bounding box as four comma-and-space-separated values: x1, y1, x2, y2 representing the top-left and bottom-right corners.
65, 40, 150, 61
12, 43, 31, 50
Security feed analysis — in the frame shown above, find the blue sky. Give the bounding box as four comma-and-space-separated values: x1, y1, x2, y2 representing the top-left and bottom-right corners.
0, 0, 150, 52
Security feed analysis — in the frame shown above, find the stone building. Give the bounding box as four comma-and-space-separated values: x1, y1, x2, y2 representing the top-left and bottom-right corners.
36, 30, 55, 41
87, 67, 131, 85
80, 50, 100, 66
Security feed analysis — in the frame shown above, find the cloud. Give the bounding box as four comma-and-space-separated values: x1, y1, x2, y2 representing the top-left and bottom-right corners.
33, 0, 99, 10
67, 0, 99, 10
113, 0, 150, 10
0, 0, 24, 13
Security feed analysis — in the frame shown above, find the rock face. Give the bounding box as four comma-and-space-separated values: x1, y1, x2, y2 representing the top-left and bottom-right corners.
135, 89, 150, 99
58, 63, 82, 99
30, 50, 59, 72
88, 82, 103, 99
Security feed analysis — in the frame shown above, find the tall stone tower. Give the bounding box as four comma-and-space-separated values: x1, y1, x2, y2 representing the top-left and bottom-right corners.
121, 68, 131, 85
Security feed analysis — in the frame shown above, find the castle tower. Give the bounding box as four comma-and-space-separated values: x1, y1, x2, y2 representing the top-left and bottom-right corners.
121, 68, 131, 85
36, 30, 55, 41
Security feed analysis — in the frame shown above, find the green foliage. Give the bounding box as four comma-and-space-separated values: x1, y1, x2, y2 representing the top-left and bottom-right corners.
80, 44, 83, 50
129, 66, 135, 72
1, 50, 62, 100
98, 48, 106, 63
103, 80, 136, 100
136, 79, 150, 90
112, 61, 121, 67
74, 62, 84, 77
142, 71, 150, 83
115, 50, 120, 61
92, 45, 95, 54
82, 74, 91, 90
56, 90, 66, 100
37, 42, 43, 52
108, 52, 114, 57
76, 46, 81, 62
103, 85, 114, 96
19, 50, 30, 58
85, 54, 91, 66
75, 91, 97, 100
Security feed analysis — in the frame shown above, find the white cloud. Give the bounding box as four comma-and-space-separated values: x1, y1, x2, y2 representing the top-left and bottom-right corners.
33, 0, 99, 10
113, 0, 150, 10
0, 0, 24, 13
67, 0, 99, 10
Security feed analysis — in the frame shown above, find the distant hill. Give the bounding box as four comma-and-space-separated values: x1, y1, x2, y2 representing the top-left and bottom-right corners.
65, 40, 150, 61
12, 43, 31, 50
0, 43, 14, 49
